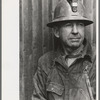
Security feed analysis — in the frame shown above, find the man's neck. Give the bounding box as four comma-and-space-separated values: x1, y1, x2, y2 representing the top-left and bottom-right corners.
62, 44, 83, 56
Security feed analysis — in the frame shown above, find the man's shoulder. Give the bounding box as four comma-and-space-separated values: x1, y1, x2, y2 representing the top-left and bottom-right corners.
39, 51, 56, 62
38, 51, 57, 74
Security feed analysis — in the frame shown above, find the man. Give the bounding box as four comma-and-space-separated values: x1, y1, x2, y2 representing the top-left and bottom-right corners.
32, 0, 96, 100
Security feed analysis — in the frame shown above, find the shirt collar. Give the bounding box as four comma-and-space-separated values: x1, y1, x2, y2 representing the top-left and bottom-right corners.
54, 38, 93, 63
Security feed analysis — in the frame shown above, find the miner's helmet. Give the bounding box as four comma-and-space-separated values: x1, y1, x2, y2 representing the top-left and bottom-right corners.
47, 0, 93, 28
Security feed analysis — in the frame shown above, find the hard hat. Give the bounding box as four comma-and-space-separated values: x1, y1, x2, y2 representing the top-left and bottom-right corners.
47, 0, 93, 28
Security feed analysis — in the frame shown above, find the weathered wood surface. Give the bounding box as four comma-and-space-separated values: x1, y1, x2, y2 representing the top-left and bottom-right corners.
20, 0, 96, 100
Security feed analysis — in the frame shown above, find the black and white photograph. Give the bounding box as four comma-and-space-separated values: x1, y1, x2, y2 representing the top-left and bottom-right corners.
20, 0, 98, 100
2, 0, 99, 100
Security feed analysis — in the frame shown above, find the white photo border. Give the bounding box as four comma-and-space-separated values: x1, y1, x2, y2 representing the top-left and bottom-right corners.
2, 0, 99, 100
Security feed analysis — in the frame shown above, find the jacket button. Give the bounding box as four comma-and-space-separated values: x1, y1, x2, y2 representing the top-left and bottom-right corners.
51, 88, 54, 90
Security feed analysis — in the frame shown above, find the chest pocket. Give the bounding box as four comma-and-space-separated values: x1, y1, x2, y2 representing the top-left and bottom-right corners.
46, 82, 64, 100
46, 82, 64, 95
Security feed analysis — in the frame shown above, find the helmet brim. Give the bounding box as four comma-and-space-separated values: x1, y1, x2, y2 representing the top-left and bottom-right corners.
47, 18, 93, 28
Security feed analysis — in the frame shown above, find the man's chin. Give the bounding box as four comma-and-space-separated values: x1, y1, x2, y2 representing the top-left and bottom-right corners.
70, 43, 81, 48
64, 41, 82, 49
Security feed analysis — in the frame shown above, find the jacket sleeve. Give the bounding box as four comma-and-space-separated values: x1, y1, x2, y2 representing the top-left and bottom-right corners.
88, 49, 96, 99
32, 60, 47, 100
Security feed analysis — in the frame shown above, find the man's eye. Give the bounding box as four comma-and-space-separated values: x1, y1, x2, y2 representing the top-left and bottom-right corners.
64, 23, 72, 27
78, 23, 84, 26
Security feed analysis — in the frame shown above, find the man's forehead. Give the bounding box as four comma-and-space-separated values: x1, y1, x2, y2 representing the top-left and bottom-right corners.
63, 21, 84, 24
58, 21, 85, 27
54, 20, 85, 28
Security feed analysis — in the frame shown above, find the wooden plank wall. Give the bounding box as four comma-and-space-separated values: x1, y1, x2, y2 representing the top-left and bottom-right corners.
20, 0, 96, 100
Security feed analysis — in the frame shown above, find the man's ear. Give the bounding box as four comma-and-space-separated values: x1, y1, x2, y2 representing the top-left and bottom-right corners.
53, 27, 60, 38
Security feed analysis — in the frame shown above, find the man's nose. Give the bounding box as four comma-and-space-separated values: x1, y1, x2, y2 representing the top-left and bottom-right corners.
72, 24, 78, 34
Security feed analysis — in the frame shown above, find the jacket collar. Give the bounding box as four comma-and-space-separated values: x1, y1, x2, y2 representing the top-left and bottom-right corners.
54, 38, 93, 64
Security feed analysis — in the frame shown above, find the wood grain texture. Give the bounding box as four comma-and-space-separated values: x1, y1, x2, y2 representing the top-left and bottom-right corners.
20, 0, 33, 100
83, 0, 94, 43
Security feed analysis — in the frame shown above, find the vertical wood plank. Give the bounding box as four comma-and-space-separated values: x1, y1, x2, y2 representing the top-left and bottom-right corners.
83, 0, 94, 43
52, 0, 59, 14
48, 0, 54, 50
20, 0, 26, 100
20, 0, 25, 99
93, 0, 96, 43
52, 0, 60, 50
48, 0, 60, 51
31, 0, 43, 73
20, 0, 33, 100
42, 0, 49, 53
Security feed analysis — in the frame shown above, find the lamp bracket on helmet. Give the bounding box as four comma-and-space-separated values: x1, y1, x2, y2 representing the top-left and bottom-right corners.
67, 0, 78, 12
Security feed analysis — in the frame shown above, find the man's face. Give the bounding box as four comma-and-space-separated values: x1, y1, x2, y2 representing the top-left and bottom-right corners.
58, 21, 85, 48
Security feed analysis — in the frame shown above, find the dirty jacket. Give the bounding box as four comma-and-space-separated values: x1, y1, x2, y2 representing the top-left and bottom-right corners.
32, 40, 96, 100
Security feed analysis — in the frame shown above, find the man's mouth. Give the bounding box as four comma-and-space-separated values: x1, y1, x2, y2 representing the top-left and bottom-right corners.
69, 38, 80, 42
